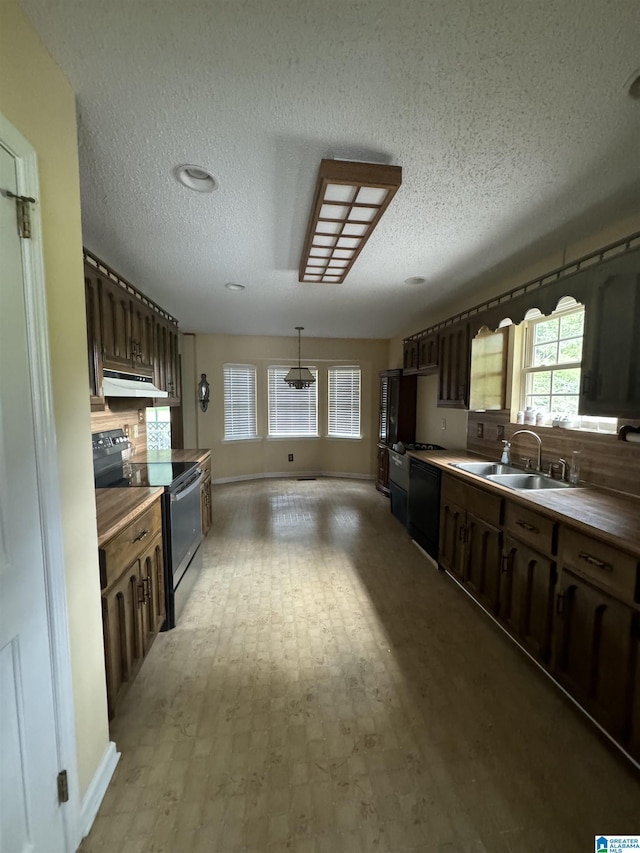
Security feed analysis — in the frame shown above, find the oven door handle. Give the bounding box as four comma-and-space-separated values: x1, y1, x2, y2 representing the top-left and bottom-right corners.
171, 468, 204, 501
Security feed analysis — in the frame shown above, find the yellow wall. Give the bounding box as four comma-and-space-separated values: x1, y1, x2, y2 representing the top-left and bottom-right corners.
391, 211, 640, 449
185, 333, 389, 480
0, 0, 109, 798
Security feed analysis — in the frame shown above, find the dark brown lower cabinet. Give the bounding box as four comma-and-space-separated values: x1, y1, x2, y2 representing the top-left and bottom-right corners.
439, 475, 502, 614
552, 567, 636, 742
464, 512, 503, 615
376, 444, 390, 495
438, 471, 640, 763
500, 534, 556, 664
629, 617, 640, 759
101, 519, 164, 719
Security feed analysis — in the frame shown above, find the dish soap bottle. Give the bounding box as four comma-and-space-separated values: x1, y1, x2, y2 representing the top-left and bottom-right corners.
500, 440, 512, 464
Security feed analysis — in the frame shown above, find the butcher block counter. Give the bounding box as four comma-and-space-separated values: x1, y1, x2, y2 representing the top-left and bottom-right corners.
409, 449, 640, 558
95, 487, 164, 547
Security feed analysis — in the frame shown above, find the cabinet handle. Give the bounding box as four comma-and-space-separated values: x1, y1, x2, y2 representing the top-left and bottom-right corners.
516, 520, 538, 534
132, 529, 149, 543
458, 525, 465, 542
143, 577, 152, 601
556, 592, 565, 614
578, 551, 612, 573
501, 554, 509, 574
137, 581, 146, 605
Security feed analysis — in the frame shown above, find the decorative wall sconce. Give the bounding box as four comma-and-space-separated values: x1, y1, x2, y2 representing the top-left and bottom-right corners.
198, 373, 210, 412
299, 158, 402, 284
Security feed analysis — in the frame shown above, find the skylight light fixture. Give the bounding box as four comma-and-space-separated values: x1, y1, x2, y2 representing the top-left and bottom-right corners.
299, 159, 402, 284
284, 327, 315, 390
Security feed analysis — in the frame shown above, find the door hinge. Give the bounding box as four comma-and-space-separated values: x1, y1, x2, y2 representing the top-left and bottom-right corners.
1, 189, 36, 239
57, 769, 69, 804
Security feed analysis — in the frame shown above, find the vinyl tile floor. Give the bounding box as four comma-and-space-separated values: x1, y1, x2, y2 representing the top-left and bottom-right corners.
81, 478, 639, 853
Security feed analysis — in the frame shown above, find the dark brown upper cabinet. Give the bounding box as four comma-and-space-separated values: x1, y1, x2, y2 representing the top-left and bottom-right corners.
579, 252, 640, 418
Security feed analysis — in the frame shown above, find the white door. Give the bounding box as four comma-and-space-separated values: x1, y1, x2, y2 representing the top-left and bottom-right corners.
0, 143, 67, 851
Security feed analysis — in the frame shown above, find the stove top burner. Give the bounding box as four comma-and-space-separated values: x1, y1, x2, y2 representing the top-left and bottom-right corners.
95, 461, 198, 489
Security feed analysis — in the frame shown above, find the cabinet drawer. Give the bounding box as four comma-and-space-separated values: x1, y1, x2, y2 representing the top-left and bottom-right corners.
504, 502, 555, 556
442, 475, 502, 527
100, 500, 162, 590
559, 526, 638, 604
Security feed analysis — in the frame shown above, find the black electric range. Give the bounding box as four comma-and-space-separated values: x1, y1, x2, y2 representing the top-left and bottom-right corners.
93, 430, 204, 629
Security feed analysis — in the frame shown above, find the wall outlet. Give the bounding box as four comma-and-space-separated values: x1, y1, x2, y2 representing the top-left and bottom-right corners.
440, 418, 447, 431
123, 424, 130, 437
496, 424, 505, 440
476, 422, 484, 438
138, 409, 145, 423
133, 425, 139, 439
288, 454, 294, 462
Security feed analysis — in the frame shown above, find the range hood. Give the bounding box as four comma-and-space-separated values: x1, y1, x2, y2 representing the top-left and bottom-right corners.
102, 369, 168, 398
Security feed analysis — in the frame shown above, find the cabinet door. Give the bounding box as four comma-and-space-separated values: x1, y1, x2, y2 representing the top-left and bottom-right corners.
418, 333, 438, 372
403, 339, 418, 373
130, 300, 155, 373
99, 276, 133, 370
102, 566, 145, 718
140, 535, 165, 642
553, 567, 636, 739
376, 444, 389, 495
438, 498, 465, 578
201, 474, 212, 536
154, 318, 181, 405
464, 512, 502, 614
387, 373, 401, 445
580, 259, 640, 417
166, 326, 181, 404
438, 322, 470, 408
84, 267, 104, 408
500, 535, 556, 663
628, 613, 640, 762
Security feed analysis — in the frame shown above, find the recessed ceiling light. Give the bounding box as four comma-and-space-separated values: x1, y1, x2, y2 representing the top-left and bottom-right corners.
174, 164, 218, 192
404, 276, 427, 285
625, 67, 640, 100
225, 282, 245, 292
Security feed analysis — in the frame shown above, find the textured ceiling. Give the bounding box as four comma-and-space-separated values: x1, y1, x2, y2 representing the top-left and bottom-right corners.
20, 0, 640, 339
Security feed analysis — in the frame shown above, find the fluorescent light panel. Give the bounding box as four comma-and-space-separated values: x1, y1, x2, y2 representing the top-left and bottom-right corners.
299, 159, 402, 284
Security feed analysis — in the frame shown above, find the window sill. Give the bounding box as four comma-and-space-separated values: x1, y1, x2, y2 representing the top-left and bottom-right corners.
326, 435, 363, 441
267, 435, 320, 441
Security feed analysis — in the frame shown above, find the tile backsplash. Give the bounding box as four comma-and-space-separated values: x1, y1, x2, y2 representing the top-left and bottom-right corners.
467, 411, 640, 498
91, 400, 147, 455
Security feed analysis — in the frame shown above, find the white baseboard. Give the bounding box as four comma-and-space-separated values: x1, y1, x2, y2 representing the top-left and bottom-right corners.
79, 741, 120, 839
213, 471, 375, 485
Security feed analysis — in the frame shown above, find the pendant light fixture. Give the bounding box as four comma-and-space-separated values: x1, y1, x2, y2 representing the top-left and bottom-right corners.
284, 327, 315, 390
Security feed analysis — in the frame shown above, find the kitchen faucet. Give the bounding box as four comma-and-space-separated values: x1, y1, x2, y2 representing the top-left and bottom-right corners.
510, 429, 542, 472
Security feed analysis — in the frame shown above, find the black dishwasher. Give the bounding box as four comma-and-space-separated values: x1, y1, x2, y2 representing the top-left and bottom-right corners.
408, 458, 442, 561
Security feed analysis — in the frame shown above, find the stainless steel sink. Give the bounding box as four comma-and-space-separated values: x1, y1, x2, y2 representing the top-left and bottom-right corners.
450, 462, 522, 476
485, 473, 573, 490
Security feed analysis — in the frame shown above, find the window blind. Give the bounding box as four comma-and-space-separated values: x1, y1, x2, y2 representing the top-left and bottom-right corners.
328, 366, 361, 438
223, 364, 257, 440
267, 366, 318, 437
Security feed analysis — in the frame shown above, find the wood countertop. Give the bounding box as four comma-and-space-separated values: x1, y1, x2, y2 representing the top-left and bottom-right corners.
408, 449, 640, 557
95, 487, 164, 547
130, 448, 211, 464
